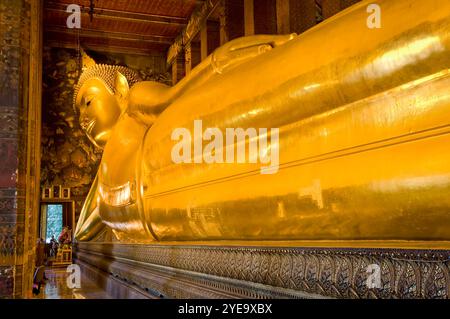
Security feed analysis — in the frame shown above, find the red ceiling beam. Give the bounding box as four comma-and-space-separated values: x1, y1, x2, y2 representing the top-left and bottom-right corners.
45, 1, 189, 26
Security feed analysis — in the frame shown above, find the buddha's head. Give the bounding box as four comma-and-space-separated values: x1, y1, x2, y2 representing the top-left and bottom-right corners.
74, 63, 141, 149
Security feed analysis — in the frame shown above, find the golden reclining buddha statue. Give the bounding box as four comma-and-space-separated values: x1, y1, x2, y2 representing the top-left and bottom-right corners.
74, 0, 450, 247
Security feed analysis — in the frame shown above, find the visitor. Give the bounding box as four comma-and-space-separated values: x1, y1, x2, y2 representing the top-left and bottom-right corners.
35, 238, 46, 267
32, 265, 46, 296
50, 235, 58, 257
58, 227, 72, 248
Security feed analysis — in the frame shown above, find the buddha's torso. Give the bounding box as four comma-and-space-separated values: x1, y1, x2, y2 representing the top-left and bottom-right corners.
97, 112, 154, 240
100, 113, 146, 186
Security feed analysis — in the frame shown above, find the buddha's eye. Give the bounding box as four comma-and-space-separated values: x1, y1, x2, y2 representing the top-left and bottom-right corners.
84, 95, 95, 107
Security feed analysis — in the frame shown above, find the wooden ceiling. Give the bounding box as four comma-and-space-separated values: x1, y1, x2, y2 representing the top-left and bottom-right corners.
44, 0, 206, 55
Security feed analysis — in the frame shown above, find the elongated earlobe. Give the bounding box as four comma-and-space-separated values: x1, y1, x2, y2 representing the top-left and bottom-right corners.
114, 71, 129, 99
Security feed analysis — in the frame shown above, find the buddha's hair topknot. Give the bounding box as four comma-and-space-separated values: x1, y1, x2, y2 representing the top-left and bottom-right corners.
73, 64, 141, 112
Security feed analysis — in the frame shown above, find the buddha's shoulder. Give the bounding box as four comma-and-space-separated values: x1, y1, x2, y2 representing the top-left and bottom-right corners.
108, 113, 148, 147
103, 116, 147, 162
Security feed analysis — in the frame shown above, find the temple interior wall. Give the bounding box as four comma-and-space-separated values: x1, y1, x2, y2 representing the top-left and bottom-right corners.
0, 0, 42, 298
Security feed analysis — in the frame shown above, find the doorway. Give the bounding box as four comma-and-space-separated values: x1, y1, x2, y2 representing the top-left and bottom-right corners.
39, 201, 75, 243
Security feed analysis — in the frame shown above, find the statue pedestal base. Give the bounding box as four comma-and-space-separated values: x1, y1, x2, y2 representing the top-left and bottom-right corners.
74, 242, 449, 299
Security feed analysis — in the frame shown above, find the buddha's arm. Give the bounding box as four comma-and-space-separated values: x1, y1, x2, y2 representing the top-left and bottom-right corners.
127, 81, 171, 126
171, 34, 297, 99
126, 34, 296, 125
74, 173, 105, 241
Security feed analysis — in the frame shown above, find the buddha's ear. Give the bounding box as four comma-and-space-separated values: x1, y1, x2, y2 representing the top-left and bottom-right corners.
114, 71, 129, 99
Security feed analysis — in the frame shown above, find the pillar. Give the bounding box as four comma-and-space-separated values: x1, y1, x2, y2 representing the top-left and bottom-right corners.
244, 0, 255, 36
218, 1, 229, 45
289, 0, 317, 34
276, 0, 290, 34
172, 53, 186, 85
0, 0, 42, 298
185, 43, 192, 76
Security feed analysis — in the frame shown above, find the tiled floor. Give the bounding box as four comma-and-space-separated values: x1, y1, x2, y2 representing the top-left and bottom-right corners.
30, 268, 112, 299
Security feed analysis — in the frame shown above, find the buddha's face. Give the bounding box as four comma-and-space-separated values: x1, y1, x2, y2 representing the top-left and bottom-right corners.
75, 78, 122, 149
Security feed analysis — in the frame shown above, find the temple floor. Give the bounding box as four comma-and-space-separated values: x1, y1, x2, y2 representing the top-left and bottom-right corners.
29, 268, 112, 299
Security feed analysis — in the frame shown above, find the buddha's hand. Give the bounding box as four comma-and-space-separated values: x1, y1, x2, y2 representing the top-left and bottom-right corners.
212, 33, 297, 74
